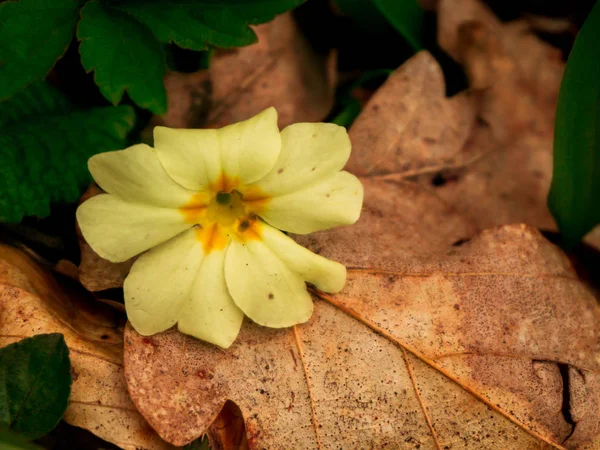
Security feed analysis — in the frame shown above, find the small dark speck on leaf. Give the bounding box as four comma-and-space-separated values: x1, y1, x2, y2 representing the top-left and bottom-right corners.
452, 238, 470, 247
431, 173, 447, 186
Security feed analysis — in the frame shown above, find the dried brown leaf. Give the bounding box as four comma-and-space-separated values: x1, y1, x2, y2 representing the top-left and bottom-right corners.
438, 0, 563, 140
0, 244, 174, 450
206, 13, 336, 129
346, 52, 488, 179
122, 51, 600, 449
431, 0, 600, 246
125, 222, 600, 448
148, 13, 336, 132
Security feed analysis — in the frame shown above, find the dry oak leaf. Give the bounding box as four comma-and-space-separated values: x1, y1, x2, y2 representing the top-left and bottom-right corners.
437, 0, 563, 140
123, 53, 600, 449
345, 51, 489, 180
0, 243, 175, 450
433, 0, 600, 248
409, 0, 594, 247
148, 12, 336, 131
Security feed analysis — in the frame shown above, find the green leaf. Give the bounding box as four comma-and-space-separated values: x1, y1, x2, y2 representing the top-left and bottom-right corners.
0, 82, 135, 223
77, 0, 167, 114
335, 0, 424, 51
0, 0, 82, 101
0, 334, 72, 440
114, 0, 305, 50
548, 2, 600, 248
0, 430, 43, 450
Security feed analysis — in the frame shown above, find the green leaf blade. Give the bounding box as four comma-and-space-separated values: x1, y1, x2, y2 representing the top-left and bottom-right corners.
372, 0, 424, 51
334, 0, 424, 51
548, 2, 600, 248
0, 430, 43, 450
0, 334, 72, 440
0, 82, 135, 223
77, 0, 167, 114
115, 0, 305, 50
0, 0, 82, 101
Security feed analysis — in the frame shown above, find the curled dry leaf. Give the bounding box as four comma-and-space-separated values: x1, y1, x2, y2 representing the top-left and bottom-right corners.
345, 52, 489, 179
424, 0, 600, 249
0, 244, 174, 450
122, 52, 600, 449
438, 0, 563, 139
148, 12, 336, 131
206, 12, 336, 128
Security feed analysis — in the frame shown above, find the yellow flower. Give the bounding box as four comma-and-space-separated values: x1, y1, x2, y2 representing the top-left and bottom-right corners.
76, 108, 363, 348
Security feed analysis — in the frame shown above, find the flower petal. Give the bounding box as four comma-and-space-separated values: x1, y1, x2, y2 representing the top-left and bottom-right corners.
153, 127, 221, 191
218, 107, 281, 186
256, 171, 363, 234
177, 247, 244, 348
259, 223, 346, 293
225, 235, 313, 328
124, 228, 203, 336
76, 194, 190, 262
89, 144, 195, 207
247, 122, 351, 196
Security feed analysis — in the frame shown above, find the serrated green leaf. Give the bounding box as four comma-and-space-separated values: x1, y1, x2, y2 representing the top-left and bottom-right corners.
77, 0, 167, 114
0, 334, 72, 440
0, 82, 135, 223
335, 0, 424, 51
115, 0, 305, 50
0, 0, 82, 101
548, 2, 600, 248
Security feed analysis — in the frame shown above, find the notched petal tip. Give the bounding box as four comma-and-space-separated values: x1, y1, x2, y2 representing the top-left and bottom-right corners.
315, 261, 347, 294
343, 171, 365, 226
219, 107, 282, 186
76, 195, 129, 263
177, 322, 238, 349
250, 298, 314, 329
176, 247, 244, 348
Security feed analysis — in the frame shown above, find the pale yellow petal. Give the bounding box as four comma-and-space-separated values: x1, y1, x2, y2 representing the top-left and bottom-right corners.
88, 144, 195, 207
259, 223, 346, 293
225, 237, 313, 328
124, 228, 203, 336
153, 127, 221, 191
218, 107, 281, 186
246, 122, 351, 196
256, 171, 363, 234
178, 247, 244, 348
76, 194, 190, 262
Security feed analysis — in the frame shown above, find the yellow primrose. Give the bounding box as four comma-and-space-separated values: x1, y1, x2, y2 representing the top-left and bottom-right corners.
76, 108, 363, 348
